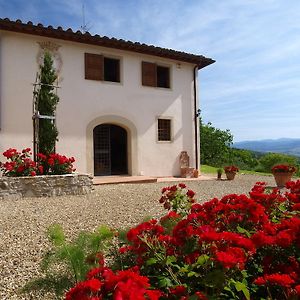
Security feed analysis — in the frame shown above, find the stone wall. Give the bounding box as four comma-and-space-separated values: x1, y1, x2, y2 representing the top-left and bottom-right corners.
0, 174, 94, 198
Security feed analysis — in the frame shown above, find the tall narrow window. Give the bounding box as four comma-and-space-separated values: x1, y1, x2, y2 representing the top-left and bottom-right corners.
142, 61, 170, 88
158, 119, 171, 141
85, 53, 120, 83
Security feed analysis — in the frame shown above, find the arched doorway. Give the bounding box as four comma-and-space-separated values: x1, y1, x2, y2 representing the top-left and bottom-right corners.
93, 124, 128, 176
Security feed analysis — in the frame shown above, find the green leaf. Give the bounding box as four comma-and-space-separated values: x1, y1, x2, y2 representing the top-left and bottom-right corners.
97, 225, 114, 239
187, 271, 198, 277
205, 270, 226, 289
196, 254, 210, 266
48, 224, 65, 246
237, 226, 251, 238
235, 281, 250, 300
146, 258, 157, 266
178, 266, 189, 274
158, 276, 172, 287
166, 256, 177, 266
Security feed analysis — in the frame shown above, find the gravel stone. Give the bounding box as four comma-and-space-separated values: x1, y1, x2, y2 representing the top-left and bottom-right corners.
0, 174, 275, 299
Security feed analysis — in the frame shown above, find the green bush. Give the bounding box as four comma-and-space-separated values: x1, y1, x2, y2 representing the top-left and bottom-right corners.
230, 148, 259, 171
23, 224, 115, 298
258, 153, 298, 173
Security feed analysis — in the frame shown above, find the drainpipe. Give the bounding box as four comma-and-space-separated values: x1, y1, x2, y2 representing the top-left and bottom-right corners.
193, 65, 199, 170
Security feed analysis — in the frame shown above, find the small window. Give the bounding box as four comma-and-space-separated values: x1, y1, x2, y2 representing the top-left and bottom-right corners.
104, 57, 120, 82
158, 119, 171, 141
157, 66, 170, 88
85, 53, 120, 83
142, 61, 170, 88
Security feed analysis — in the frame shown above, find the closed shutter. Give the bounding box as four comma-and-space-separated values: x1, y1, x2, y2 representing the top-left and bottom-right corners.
142, 61, 156, 87
85, 53, 103, 80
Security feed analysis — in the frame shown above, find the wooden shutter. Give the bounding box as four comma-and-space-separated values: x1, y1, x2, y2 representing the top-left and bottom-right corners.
85, 53, 103, 81
142, 61, 156, 87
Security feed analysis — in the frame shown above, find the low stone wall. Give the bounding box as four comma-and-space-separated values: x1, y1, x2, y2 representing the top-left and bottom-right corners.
0, 173, 94, 198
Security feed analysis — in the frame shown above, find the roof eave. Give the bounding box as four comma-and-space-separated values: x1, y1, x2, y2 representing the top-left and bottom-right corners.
0, 18, 215, 68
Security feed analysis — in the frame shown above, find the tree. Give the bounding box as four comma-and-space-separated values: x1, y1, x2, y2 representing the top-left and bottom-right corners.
36, 51, 59, 155
231, 148, 259, 170
200, 119, 233, 167
258, 152, 298, 173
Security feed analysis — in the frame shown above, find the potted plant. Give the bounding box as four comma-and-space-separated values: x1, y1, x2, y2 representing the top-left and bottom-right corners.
271, 164, 297, 188
224, 165, 239, 180
217, 168, 223, 180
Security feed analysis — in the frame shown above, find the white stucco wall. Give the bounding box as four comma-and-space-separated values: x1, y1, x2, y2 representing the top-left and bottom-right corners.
0, 31, 199, 177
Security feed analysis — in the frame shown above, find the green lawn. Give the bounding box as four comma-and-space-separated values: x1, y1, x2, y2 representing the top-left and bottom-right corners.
200, 165, 272, 176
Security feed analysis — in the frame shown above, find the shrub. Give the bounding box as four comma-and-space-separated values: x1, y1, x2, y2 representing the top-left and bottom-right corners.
0, 148, 75, 176
58, 181, 300, 300
259, 153, 298, 173
37, 152, 75, 175
0, 148, 36, 176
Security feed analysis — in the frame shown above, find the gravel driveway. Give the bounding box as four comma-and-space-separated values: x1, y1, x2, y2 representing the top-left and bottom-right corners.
0, 174, 275, 299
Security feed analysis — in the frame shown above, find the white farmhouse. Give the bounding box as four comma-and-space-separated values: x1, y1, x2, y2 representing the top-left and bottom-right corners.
0, 18, 214, 177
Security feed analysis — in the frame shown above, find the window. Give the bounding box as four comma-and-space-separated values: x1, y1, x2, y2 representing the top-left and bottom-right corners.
142, 61, 170, 88
104, 57, 120, 82
158, 119, 171, 141
85, 53, 120, 83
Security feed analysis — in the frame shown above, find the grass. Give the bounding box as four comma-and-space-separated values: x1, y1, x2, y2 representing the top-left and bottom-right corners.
200, 165, 272, 176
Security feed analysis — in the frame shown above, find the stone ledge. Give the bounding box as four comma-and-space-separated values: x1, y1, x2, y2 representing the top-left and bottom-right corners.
0, 173, 94, 198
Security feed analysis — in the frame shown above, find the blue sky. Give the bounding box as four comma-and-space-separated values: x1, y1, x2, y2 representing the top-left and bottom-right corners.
1, 0, 299, 142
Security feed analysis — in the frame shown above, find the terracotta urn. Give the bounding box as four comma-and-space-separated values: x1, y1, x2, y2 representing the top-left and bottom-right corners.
272, 172, 294, 188
225, 172, 236, 180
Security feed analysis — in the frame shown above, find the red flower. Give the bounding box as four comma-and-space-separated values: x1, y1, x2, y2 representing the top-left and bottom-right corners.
254, 273, 295, 287
37, 153, 47, 161
22, 148, 31, 153
195, 291, 208, 300
272, 164, 297, 173
178, 183, 186, 189
224, 165, 239, 173
3, 148, 17, 159
48, 158, 55, 166
38, 165, 44, 175
16, 165, 25, 173
170, 185, 177, 192
186, 189, 195, 198
215, 247, 246, 269
30, 171, 36, 176
169, 285, 187, 296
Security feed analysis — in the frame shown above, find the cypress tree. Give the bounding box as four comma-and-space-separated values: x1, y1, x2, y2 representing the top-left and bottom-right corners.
36, 51, 59, 155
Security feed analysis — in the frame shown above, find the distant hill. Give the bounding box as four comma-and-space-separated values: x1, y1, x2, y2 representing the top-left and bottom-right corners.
233, 138, 300, 157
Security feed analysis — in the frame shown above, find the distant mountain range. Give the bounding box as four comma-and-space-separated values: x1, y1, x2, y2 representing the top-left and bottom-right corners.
233, 138, 300, 157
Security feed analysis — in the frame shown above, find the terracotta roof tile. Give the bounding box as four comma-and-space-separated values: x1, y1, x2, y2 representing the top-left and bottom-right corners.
0, 18, 215, 69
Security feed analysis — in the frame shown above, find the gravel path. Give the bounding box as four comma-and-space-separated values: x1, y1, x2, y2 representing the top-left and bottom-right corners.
0, 174, 275, 299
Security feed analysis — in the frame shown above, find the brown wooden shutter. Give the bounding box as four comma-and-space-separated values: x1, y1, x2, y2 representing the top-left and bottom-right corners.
142, 61, 157, 87
85, 53, 103, 81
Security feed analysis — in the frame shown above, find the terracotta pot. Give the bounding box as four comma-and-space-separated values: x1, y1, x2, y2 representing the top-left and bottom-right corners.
272, 172, 294, 188
225, 172, 236, 180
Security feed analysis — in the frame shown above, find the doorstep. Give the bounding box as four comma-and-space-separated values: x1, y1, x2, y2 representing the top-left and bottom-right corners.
93, 175, 158, 185
93, 174, 215, 185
